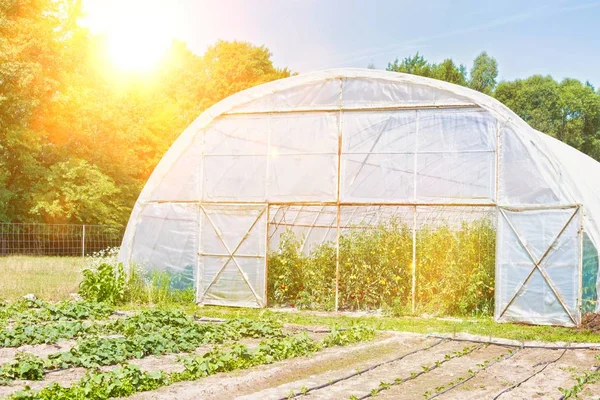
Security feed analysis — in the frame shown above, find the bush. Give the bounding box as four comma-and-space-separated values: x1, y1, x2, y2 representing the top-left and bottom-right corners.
267, 218, 496, 316
79, 248, 195, 305
79, 262, 126, 305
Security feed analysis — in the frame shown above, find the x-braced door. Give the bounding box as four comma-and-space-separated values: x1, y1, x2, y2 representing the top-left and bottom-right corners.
495, 205, 582, 327
197, 204, 267, 307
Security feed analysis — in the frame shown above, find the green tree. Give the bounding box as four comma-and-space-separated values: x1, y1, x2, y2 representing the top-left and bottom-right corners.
1, 1, 291, 225
494, 75, 561, 134
201, 40, 291, 107
556, 78, 600, 158
432, 59, 467, 86
495, 75, 600, 160
469, 51, 498, 94
387, 52, 434, 77
387, 53, 467, 86
0, 0, 82, 221
29, 160, 124, 224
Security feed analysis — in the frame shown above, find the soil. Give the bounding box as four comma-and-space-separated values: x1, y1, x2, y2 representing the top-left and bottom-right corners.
0, 340, 76, 364
581, 312, 600, 332
125, 332, 419, 400
2, 330, 600, 400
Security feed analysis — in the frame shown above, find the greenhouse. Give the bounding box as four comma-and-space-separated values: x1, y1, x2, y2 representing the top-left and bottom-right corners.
119, 69, 600, 327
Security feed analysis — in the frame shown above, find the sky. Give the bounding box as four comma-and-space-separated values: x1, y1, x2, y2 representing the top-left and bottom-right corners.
81, 0, 600, 86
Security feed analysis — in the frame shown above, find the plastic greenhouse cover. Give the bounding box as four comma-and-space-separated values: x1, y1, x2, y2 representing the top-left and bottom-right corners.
119, 69, 600, 324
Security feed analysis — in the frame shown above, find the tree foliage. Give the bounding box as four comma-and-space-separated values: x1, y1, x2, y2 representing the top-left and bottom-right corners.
1, 0, 599, 226
387, 53, 467, 85
468, 51, 498, 94
0, 1, 290, 225
387, 52, 600, 161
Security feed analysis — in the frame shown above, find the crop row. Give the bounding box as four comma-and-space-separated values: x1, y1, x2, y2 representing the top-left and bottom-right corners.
0, 311, 287, 384
5, 326, 375, 399
349, 343, 482, 399
0, 300, 113, 326
0, 308, 280, 348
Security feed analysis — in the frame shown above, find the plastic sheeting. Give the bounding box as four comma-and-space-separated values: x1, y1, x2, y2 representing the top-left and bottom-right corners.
496, 206, 581, 326
198, 205, 267, 307
120, 69, 600, 326
583, 233, 599, 314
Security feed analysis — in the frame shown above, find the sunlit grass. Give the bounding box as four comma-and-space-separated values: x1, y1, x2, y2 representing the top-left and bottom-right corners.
0, 256, 83, 301
152, 305, 600, 344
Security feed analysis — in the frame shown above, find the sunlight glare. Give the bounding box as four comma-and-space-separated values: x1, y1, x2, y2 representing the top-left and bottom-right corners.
81, 0, 177, 72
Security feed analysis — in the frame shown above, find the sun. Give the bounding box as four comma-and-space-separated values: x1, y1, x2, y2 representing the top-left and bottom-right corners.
105, 24, 171, 71
80, 0, 176, 72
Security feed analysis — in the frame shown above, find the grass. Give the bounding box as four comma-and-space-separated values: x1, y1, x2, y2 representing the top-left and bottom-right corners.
3, 256, 600, 344
0, 256, 83, 301
174, 306, 600, 344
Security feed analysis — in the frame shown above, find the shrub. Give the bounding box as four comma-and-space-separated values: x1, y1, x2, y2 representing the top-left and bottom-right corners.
79, 262, 126, 305
79, 248, 195, 305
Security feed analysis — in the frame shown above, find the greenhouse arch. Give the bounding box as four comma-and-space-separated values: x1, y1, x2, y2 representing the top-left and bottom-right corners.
119, 69, 600, 327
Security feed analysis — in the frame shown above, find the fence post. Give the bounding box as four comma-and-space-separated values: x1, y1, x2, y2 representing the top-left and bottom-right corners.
82, 224, 86, 258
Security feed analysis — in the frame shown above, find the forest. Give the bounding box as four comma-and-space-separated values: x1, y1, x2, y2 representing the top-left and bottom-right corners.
2, 0, 599, 227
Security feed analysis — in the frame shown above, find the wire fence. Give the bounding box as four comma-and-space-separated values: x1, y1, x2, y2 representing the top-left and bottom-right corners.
0, 223, 124, 257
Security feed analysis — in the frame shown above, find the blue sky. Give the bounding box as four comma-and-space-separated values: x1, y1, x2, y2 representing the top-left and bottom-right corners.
84, 0, 600, 85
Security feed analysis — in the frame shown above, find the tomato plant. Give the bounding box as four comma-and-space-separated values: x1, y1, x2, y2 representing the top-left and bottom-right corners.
268, 217, 495, 316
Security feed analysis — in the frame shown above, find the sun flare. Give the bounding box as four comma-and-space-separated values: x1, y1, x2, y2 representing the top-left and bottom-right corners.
80, 0, 177, 72
105, 25, 171, 71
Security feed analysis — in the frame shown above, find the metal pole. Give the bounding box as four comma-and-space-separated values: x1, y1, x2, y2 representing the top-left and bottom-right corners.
264, 205, 270, 307
224, 103, 480, 116
335, 205, 340, 312
334, 78, 343, 312
578, 206, 583, 326
82, 224, 86, 258
411, 110, 419, 315
412, 206, 417, 314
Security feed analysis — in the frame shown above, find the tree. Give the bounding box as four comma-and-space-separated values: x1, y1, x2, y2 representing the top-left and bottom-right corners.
0, 0, 82, 221
495, 75, 600, 160
556, 78, 600, 158
387, 52, 434, 78
29, 160, 124, 224
201, 40, 291, 108
387, 53, 467, 86
432, 59, 467, 86
1, 3, 292, 225
469, 51, 498, 94
494, 75, 561, 134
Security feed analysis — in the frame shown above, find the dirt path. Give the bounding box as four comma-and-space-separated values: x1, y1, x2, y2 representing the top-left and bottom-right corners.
2, 332, 600, 400
126, 332, 422, 400
0, 339, 76, 364
135, 336, 598, 400
436, 347, 599, 399
239, 334, 447, 400
372, 344, 506, 400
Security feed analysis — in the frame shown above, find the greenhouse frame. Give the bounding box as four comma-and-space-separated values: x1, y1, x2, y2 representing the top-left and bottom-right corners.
119, 69, 600, 327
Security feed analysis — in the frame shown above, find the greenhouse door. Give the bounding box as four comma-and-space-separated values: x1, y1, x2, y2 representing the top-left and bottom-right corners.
496, 206, 582, 327
197, 205, 267, 308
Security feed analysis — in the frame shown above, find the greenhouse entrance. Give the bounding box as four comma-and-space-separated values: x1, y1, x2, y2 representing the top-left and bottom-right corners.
266, 204, 499, 314
198, 204, 268, 308
496, 205, 582, 326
